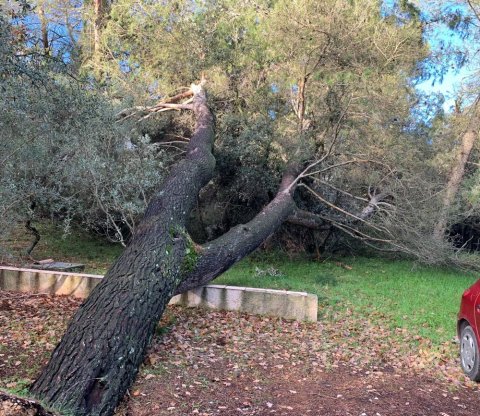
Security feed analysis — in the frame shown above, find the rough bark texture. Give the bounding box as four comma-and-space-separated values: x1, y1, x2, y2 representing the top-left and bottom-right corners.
38, 4, 49, 54
30, 84, 300, 416
286, 209, 329, 230
175, 187, 296, 294
358, 192, 388, 221
93, 0, 109, 67
30, 86, 215, 416
433, 104, 480, 241
173, 155, 302, 295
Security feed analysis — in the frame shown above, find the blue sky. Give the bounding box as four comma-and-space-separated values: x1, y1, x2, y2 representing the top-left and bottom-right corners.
3, 0, 475, 114
416, 67, 473, 112
415, 0, 477, 112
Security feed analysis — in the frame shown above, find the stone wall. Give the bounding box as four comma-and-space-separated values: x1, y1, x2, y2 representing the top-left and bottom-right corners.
0, 266, 317, 322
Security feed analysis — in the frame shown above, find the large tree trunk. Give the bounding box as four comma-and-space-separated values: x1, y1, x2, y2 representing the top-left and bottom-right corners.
433, 102, 480, 241
29, 84, 300, 416
93, 0, 109, 69
29, 84, 215, 415
38, 2, 49, 55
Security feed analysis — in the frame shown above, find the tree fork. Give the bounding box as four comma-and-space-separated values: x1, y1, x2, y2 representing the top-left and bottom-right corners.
30, 81, 304, 416
29, 82, 216, 416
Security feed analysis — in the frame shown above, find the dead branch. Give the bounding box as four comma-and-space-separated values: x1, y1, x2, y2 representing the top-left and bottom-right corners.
300, 183, 391, 235
313, 178, 369, 203
360, 188, 389, 221
286, 208, 330, 230
136, 99, 194, 122
25, 220, 40, 256
116, 88, 196, 122
304, 158, 393, 177
25, 200, 40, 257
161, 89, 194, 104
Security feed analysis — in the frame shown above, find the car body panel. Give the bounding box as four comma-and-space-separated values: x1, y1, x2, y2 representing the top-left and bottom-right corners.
476, 292, 480, 338
458, 279, 480, 342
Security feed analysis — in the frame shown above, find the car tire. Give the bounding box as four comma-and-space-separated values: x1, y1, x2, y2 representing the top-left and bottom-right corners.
460, 324, 480, 381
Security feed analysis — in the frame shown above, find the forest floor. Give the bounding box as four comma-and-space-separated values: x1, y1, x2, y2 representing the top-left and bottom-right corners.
1, 290, 480, 416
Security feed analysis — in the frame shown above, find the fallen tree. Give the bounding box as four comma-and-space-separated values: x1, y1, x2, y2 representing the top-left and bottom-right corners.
29, 81, 307, 416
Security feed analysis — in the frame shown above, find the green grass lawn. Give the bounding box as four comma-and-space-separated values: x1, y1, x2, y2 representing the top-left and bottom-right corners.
216, 254, 478, 346
32, 223, 123, 275
2, 221, 122, 274
3, 221, 479, 347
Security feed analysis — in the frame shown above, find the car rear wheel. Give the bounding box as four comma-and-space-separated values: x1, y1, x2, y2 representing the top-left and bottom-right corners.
460, 324, 480, 381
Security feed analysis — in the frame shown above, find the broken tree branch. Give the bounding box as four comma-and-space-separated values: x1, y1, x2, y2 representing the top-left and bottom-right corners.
286, 208, 330, 230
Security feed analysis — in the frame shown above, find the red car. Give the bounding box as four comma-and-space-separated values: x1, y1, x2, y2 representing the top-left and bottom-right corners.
458, 279, 480, 381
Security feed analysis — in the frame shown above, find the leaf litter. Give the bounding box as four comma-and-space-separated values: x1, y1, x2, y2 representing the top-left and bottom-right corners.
1, 290, 479, 415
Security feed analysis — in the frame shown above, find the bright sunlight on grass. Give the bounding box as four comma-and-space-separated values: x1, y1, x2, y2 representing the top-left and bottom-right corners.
216, 254, 479, 346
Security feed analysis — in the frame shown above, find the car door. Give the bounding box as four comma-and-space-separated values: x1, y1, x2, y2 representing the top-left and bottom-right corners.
475, 291, 480, 341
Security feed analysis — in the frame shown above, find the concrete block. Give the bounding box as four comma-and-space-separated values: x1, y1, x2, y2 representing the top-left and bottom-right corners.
169, 294, 182, 305
203, 286, 224, 309
55, 274, 96, 298
37, 272, 57, 294
224, 286, 244, 310
305, 294, 318, 322
1, 269, 21, 291
260, 292, 283, 317
206, 285, 227, 290
242, 289, 267, 315
0, 266, 318, 322
186, 287, 203, 306
0, 267, 103, 299
245, 287, 269, 293
17, 270, 35, 292
284, 292, 307, 321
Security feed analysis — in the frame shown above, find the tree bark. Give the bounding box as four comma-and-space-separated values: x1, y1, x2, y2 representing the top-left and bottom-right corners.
29, 83, 301, 416
30, 84, 215, 415
175, 178, 297, 294
433, 102, 480, 241
38, 3, 49, 55
93, 0, 109, 69
286, 209, 329, 230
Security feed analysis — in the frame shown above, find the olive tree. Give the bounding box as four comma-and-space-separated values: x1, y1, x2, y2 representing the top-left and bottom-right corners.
0, 11, 171, 261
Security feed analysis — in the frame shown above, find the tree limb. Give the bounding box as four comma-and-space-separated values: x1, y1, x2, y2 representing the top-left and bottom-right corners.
25, 200, 40, 256
286, 208, 330, 230
116, 89, 195, 121
175, 172, 298, 294
300, 183, 390, 234
25, 219, 41, 256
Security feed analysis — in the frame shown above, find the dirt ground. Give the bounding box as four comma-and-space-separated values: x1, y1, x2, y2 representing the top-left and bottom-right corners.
121, 366, 479, 416
1, 290, 480, 416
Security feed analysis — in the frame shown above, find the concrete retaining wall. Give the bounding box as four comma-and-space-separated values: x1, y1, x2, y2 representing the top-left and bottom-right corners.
0, 266, 317, 322
0, 266, 102, 298
169, 285, 317, 322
